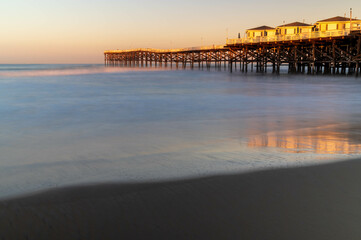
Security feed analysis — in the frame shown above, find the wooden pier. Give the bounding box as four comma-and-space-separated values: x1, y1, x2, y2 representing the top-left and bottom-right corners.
104, 31, 361, 76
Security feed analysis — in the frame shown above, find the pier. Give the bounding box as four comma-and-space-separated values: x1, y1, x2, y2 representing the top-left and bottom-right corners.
104, 29, 361, 76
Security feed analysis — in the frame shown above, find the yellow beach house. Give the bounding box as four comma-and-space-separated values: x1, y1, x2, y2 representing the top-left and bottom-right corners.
246, 26, 276, 40
315, 16, 361, 32
276, 22, 314, 36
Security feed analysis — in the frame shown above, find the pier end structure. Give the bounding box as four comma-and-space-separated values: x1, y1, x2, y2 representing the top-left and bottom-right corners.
105, 17, 361, 75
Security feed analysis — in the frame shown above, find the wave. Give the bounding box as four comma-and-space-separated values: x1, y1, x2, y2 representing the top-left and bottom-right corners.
0, 66, 161, 77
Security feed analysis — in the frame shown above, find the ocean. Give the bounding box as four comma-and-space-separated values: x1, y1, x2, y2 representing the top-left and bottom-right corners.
0, 64, 361, 198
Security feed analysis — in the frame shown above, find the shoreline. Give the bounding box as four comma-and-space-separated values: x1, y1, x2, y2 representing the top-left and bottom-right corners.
1, 158, 361, 239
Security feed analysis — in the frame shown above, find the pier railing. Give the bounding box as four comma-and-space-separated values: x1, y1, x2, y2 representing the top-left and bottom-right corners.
227, 28, 361, 45
104, 45, 226, 54
105, 28, 361, 54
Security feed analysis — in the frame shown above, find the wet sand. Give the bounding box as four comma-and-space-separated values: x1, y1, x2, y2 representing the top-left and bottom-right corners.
1, 159, 361, 240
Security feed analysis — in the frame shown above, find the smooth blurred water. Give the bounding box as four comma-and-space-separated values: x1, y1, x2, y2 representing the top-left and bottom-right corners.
1, 64, 361, 198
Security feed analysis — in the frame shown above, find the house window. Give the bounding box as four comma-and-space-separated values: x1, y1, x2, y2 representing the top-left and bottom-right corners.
328, 24, 337, 30
320, 24, 327, 31
286, 28, 295, 35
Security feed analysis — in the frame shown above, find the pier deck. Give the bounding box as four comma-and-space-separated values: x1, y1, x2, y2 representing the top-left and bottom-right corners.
105, 30, 361, 75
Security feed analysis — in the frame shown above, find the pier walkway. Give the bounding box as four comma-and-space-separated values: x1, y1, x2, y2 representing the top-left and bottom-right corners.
105, 29, 361, 76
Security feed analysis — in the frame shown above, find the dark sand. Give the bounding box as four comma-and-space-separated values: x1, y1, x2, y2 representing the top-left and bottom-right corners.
1, 159, 361, 240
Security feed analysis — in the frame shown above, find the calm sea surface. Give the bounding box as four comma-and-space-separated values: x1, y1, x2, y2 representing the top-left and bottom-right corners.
1, 64, 361, 198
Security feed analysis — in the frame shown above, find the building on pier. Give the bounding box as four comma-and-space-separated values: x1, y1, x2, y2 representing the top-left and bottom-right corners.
276, 22, 313, 36
246, 26, 276, 39
315, 16, 361, 32
229, 14, 361, 44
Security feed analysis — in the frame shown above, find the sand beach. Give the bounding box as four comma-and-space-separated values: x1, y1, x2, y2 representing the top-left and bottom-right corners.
1, 158, 361, 240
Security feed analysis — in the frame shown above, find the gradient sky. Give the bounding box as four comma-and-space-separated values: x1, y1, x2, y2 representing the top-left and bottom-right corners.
0, 0, 359, 63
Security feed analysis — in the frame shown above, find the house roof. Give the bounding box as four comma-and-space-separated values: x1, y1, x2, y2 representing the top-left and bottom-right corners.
317, 16, 359, 22
247, 25, 275, 31
277, 22, 313, 27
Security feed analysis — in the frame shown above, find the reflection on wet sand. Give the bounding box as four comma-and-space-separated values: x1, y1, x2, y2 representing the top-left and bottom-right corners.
247, 125, 361, 154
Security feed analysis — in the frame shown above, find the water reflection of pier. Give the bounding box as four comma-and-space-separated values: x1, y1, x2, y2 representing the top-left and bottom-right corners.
247, 129, 361, 154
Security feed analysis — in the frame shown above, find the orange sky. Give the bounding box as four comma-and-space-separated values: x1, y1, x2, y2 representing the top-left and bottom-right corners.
0, 0, 358, 63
